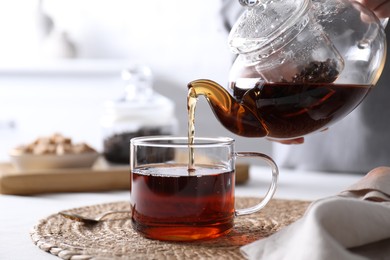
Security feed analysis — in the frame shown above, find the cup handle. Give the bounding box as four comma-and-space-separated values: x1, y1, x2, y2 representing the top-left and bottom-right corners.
234, 152, 279, 216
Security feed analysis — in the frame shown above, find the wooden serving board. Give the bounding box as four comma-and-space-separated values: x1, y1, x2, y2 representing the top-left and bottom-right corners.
0, 158, 130, 195
0, 157, 249, 195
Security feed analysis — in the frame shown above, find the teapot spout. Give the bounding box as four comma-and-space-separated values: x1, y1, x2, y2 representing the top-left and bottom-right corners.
187, 79, 268, 137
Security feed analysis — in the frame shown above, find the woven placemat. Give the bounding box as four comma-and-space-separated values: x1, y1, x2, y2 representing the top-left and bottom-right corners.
31, 197, 310, 260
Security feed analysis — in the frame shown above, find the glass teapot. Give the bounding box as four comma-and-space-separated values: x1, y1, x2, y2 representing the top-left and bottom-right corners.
188, 0, 387, 141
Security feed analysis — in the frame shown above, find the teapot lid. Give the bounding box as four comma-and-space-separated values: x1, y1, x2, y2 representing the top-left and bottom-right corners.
228, 0, 311, 55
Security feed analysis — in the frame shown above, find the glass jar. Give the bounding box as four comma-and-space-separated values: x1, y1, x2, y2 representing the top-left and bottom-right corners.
101, 65, 178, 164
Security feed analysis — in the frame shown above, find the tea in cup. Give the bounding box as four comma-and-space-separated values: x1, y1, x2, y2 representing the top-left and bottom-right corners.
130, 136, 278, 241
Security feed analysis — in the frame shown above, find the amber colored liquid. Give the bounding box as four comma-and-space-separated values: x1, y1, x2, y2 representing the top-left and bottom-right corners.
130, 165, 235, 241
187, 88, 197, 171
200, 82, 372, 139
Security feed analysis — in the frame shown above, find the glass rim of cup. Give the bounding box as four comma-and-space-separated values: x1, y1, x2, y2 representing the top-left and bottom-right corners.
130, 136, 235, 148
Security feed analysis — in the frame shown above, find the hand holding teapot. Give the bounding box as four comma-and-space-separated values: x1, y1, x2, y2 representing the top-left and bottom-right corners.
354, 0, 390, 18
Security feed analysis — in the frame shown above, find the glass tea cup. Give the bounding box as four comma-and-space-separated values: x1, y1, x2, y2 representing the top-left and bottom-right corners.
130, 136, 278, 241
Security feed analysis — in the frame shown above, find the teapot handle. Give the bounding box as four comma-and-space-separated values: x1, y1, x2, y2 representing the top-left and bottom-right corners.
358, 16, 387, 48
380, 18, 388, 28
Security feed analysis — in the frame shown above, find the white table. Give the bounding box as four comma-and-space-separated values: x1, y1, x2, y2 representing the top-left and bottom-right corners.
0, 166, 362, 260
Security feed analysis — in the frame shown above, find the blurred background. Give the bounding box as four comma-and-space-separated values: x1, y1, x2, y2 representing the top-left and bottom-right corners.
0, 0, 272, 161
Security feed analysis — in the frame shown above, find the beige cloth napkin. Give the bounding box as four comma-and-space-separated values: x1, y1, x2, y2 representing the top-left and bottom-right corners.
241, 167, 390, 260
